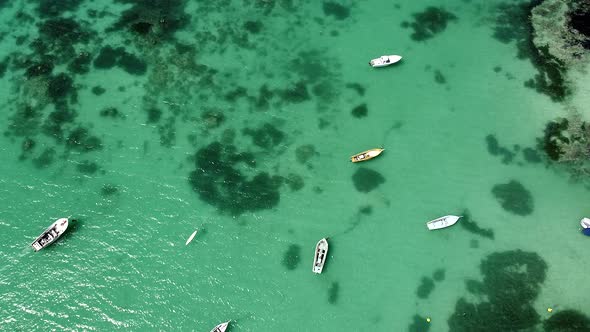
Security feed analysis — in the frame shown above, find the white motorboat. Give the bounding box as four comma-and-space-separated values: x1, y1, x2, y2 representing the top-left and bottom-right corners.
312, 238, 329, 274
369, 55, 402, 68
426, 215, 461, 231
185, 230, 198, 245
350, 148, 384, 163
31, 217, 69, 251
581, 218, 590, 229
210, 321, 230, 332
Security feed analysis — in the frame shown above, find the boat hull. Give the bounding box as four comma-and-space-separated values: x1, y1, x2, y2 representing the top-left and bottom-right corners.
426, 215, 461, 230
581, 218, 590, 229
351, 148, 384, 163
31, 218, 69, 251
370, 55, 402, 68
313, 238, 329, 274
210, 321, 230, 332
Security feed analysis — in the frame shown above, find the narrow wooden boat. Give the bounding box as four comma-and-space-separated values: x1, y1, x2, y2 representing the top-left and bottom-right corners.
31, 218, 69, 251
426, 215, 461, 231
210, 321, 230, 332
185, 230, 198, 245
350, 148, 384, 163
312, 238, 329, 274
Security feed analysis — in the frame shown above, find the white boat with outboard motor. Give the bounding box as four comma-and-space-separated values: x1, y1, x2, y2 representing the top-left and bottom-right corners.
31, 217, 69, 251
312, 238, 329, 274
581, 217, 590, 229
426, 215, 461, 231
369, 55, 402, 68
210, 321, 230, 332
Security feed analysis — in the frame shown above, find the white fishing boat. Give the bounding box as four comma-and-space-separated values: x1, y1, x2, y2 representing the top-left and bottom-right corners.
581, 217, 590, 229
350, 148, 384, 163
426, 215, 461, 231
185, 230, 198, 245
210, 321, 230, 332
31, 217, 69, 251
312, 238, 329, 274
369, 55, 402, 68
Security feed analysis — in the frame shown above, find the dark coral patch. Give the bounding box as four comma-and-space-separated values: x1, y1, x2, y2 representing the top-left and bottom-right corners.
145, 107, 162, 123
295, 144, 316, 164
77, 160, 99, 174
327, 282, 339, 304
359, 205, 372, 215
408, 315, 430, 332
47, 73, 75, 103
416, 277, 435, 299
91, 86, 106, 95
66, 127, 103, 152
282, 244, 301, 270
522, 147, 541, 163
459, 210, 494, 239
539, 118, 569, 161
345, 82, 365, 96
491, 180, 533, 216
68, 51, 92, 74
100, 107, 122, 118
26, 61, 53, 78
448, 250, 547, 332
351, 104, 368, 118
432, 268, 445, 282
201, 109, 225, 129
243, 123, 285, 149
32, 148, 56, 168
406, 7, 457, 41
434, 70, 446, 84
118, 52, 147, 75
188, 142, 283, 215
323, 2, 350, 20
352, 168, 385, 193
94, 46, 121, 69
544, 309, 590, 332
485, 134, 515, 164
101, 184, 119, 196
285, 173, 304, 191
110, 0, 190, 41
244, 20, 263, 34
281, 81, 310, 103
38, 0, 82, 18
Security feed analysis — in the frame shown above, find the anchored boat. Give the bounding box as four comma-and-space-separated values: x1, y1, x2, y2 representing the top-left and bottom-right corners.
313, 238, 329, 274
351, 148, 384, 163
581, 217, 590, 229
369, 55, 402, 68
31, 217, 69, 251
426, 215, 461, 231
210, 321, 230, 332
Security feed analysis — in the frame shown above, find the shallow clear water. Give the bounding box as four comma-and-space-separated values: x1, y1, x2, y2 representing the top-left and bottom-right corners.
1, 0, 589, 331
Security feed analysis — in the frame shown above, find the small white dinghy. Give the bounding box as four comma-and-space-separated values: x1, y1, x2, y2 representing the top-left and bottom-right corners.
369, 55, 402, 68
426, 215, 461, 231
312, 238, 329, 274
185, 230, 198, 245
210, 321, 230, 332
581, 218, 590, 229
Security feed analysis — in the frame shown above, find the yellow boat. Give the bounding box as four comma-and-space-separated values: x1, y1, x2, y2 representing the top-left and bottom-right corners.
350, 148, 384, 163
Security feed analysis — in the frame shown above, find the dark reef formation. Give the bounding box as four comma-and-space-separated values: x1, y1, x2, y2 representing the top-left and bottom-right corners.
188, 142, 283, 215
402, 7, 457, 42
491, 180, 534, 216
282, 244, 301, 270
448, 250, 547, 332
352, 168, 385, 193
544, 310, 590, 332
459, 210, 494, 239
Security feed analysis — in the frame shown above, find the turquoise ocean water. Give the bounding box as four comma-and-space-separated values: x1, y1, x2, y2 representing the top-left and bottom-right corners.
1, 0, 590, 331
